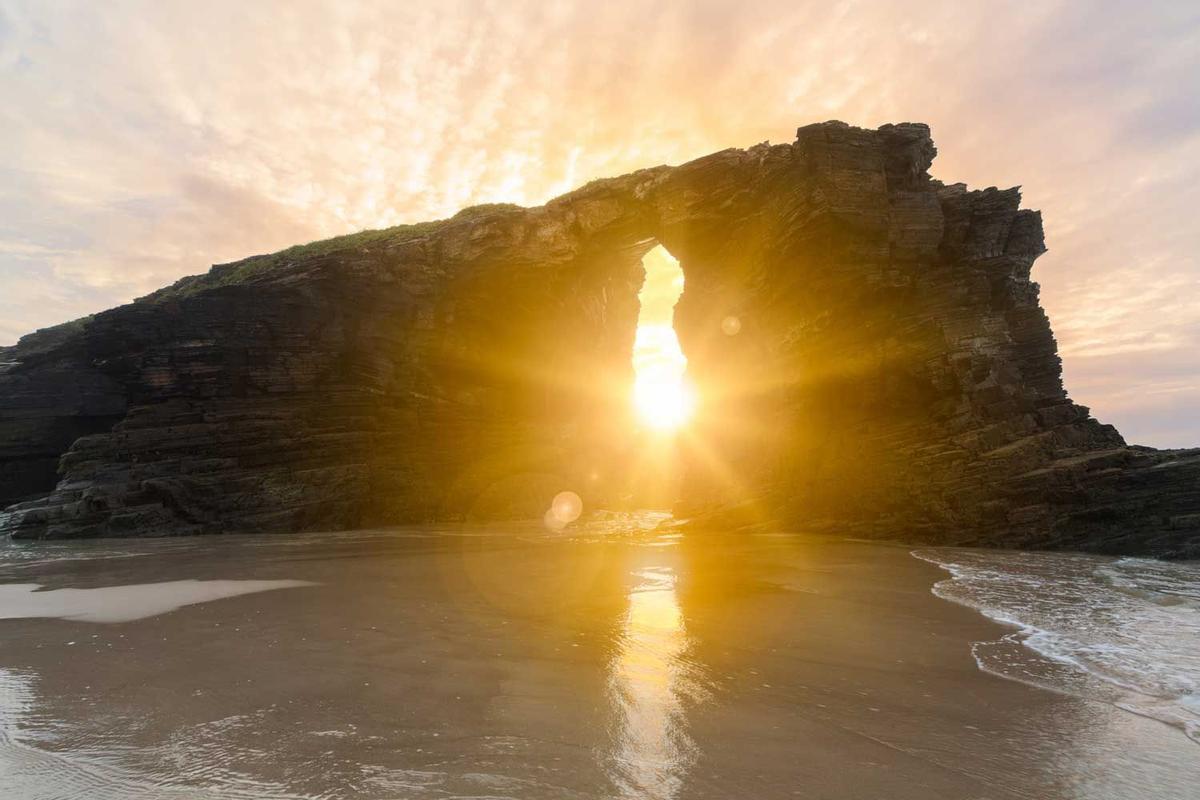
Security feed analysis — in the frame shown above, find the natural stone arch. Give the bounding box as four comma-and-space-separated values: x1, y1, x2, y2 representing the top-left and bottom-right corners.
1, 121, 1196, 556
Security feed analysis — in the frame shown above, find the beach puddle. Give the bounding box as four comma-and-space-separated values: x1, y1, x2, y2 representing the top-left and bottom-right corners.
0, 579, 316, 624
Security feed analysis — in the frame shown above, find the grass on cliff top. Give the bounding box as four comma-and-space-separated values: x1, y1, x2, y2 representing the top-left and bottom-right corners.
6, 313, 96, 358
143, 202, 524, 302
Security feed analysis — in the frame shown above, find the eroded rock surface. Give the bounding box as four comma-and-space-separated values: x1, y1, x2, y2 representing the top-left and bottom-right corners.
1, 122, 1197, 556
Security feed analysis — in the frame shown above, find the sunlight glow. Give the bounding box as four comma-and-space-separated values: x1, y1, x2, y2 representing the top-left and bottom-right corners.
634, 371, 697, 431
606, 565, 696, 799
633, 246, 693, 432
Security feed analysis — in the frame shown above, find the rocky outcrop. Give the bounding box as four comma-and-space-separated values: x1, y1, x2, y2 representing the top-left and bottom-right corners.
1, 121, 1197, 556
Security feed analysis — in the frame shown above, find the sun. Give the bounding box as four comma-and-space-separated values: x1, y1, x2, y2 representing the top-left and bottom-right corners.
634, 371, 696, 431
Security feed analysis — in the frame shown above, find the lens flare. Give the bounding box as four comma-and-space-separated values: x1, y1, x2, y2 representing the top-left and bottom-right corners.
545, 490, 583, 531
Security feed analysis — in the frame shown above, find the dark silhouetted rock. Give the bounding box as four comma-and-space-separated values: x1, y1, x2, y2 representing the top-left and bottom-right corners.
1, 122, 1196, 556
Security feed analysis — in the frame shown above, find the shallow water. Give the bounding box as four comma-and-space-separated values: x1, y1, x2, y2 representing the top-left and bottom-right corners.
0, 524, 1197, 799
913, 548, 1200, 745
0, 579, 315, 624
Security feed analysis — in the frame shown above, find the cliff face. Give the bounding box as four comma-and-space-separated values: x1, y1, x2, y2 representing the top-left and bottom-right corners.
2, 121, 1197, 555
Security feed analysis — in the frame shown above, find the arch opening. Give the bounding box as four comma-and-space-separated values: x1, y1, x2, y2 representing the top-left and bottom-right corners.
632, 245, 695, 434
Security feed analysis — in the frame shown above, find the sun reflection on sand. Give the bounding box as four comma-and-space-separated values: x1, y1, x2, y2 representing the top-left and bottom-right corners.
605, 565, 698, 800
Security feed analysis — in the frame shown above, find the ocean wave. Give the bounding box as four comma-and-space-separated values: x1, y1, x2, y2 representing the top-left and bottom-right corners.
912, 547, 1200, 745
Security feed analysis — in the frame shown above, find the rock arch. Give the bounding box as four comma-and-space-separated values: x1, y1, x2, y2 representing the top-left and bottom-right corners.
1, 122, 1197, 555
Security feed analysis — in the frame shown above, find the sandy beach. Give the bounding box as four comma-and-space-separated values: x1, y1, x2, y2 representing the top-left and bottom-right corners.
0, 524, 1195, 799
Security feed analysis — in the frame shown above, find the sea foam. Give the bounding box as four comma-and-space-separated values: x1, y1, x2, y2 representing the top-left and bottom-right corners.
913, 548, 1200, 745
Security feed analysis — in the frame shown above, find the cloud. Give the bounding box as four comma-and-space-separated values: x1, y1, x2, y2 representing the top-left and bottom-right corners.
0, 0, 1197, 445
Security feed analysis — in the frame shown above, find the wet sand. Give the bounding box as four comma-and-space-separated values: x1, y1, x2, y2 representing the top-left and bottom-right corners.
0, 525, 1195, 799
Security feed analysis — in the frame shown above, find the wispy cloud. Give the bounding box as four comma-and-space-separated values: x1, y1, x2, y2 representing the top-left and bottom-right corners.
1, 0, 1197, 445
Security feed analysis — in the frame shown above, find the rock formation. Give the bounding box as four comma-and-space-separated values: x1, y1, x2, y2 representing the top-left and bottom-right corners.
2, 121, 1197, 556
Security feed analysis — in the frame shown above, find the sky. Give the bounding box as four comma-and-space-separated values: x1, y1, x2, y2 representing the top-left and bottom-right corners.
1, 0, 1197, 446
634, 246, 688, 382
